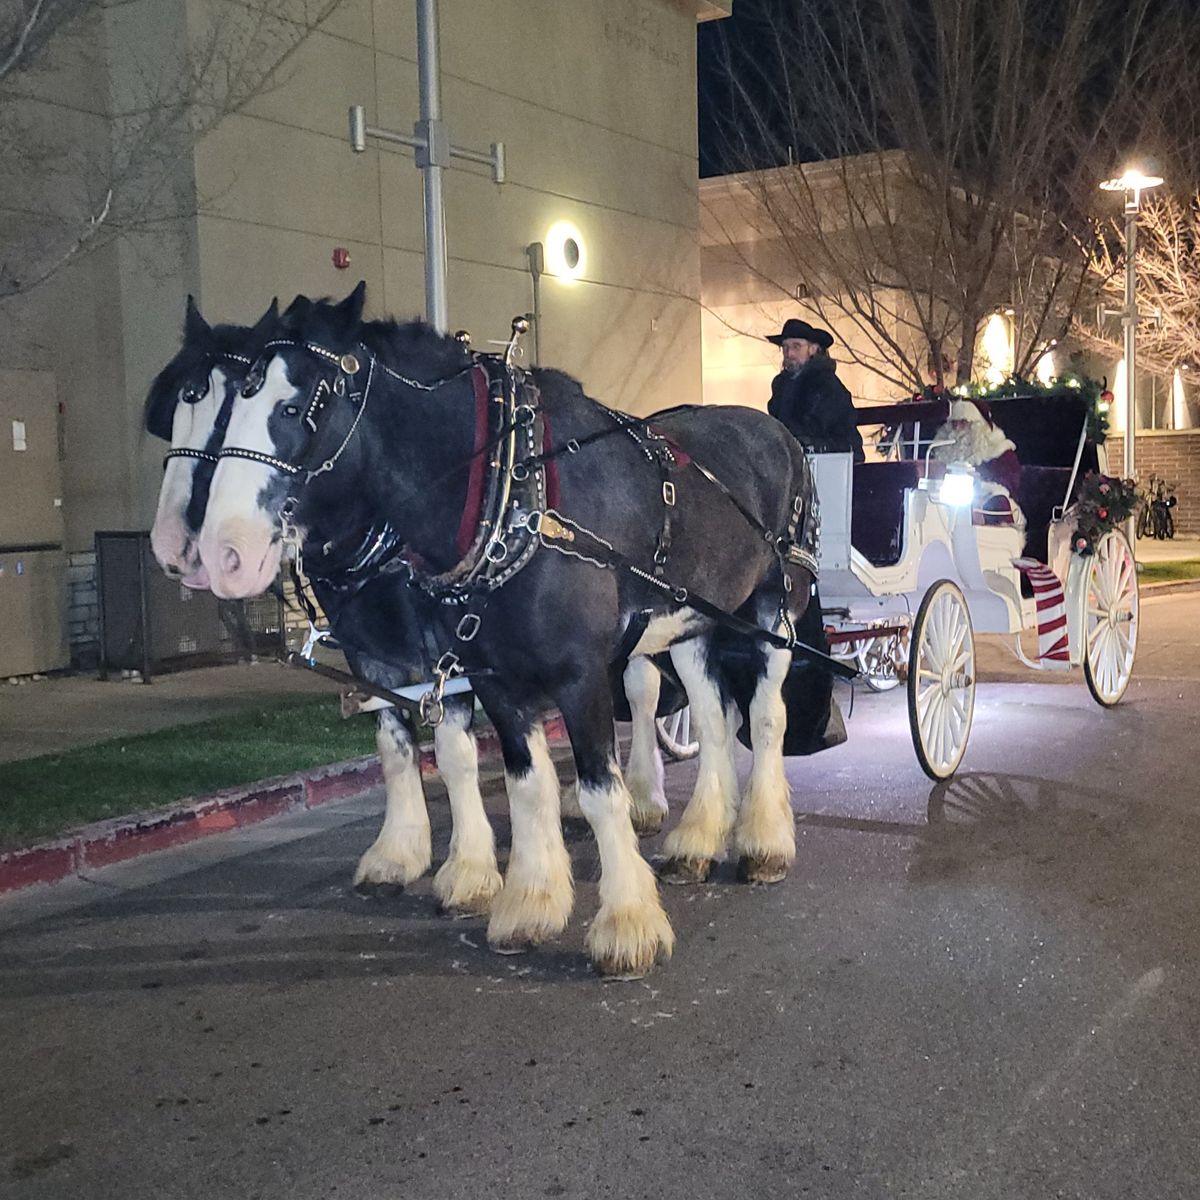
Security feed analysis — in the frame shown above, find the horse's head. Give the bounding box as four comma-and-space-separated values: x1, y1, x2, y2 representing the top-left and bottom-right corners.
145, 296, 279, 587
197, 282, 370, 599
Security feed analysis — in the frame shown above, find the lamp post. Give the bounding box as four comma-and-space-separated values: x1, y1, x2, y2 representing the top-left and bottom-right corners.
1098, 166, 1163, 490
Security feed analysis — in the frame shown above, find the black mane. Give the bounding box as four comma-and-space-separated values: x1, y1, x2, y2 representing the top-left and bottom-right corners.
362, 317, 473, 382
291, 297, 472, 385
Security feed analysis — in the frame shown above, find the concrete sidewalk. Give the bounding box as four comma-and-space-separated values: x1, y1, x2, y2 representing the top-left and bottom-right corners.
0, 658, 337, 766
1134, 535, 1200, 562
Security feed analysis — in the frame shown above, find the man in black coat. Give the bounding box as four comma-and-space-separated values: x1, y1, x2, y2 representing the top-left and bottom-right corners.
766, 318, 864, 462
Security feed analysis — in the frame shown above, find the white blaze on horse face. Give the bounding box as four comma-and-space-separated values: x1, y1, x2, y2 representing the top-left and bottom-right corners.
150, 367, 225, 585
198, 356, 295, 599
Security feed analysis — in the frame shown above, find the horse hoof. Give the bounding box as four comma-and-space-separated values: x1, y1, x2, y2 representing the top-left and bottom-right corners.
438, 898, 491, 920
488, 938, 534, 956
736, 854, 789, 885
657, 856, 711, 885
631, 811, 665, 838
353, 880, 405, 899
587, 903, 674, 979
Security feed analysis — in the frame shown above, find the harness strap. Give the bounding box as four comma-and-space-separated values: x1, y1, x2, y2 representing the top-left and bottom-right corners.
454, 365, 491, 556
164, 447, 218, 466
534, 511, 856, 679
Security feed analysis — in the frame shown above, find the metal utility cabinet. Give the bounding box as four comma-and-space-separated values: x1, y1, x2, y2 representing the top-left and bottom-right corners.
0, 370, 69, 677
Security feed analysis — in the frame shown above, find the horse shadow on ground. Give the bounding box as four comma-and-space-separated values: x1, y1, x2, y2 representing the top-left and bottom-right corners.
0, 809, 613, 1000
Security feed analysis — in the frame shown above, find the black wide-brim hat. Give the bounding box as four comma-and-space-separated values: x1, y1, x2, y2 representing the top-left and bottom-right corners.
767, 317, 834, 349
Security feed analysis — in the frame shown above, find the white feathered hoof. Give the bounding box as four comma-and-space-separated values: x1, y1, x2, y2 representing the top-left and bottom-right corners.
630, 806, 666, 838
657, 856, 712, 885
736, 853, 790, 885
433, 857, 503, 917
486, 883, 572, 954
352, 839, 431, 894
587, 903, 675, 980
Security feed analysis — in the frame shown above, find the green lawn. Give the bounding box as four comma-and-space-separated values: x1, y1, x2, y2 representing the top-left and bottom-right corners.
0, 697, 381, 852
1140, 559, 1200, 585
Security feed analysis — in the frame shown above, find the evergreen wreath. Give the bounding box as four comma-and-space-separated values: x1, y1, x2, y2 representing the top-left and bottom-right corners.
1070, 471, 1140, 556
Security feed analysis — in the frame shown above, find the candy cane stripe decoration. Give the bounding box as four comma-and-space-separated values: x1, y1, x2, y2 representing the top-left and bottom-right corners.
1013, 558, 1071, 669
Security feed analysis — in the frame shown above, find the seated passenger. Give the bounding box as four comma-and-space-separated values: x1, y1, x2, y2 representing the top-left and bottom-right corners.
931, 398, 1024, 525
766, 318, 865, 462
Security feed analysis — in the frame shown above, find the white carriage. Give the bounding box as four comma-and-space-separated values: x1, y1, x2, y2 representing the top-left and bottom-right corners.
808, 390, 1139, 779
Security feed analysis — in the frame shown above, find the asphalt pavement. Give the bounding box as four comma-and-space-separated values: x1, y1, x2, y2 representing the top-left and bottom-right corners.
2, 589, 1199, 1199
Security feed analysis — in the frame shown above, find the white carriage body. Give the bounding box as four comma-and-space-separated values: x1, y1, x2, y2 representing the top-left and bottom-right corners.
810, 452, 1097, 668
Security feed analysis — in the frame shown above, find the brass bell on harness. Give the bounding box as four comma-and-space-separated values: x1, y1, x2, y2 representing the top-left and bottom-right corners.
340, 353, 360, 375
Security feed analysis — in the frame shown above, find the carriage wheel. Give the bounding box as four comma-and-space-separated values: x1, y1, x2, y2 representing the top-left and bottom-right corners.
858, 633, 905, 693
907, 580, 976, 780
656, 707, 700, 761
1083, 529, 1138, 707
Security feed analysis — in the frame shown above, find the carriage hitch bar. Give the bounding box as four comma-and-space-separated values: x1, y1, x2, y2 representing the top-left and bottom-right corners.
280, 651, 472, 720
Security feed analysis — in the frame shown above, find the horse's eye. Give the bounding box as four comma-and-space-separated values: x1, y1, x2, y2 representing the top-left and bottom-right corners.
241, 363, 266, 397
283, 404, 300, 417
179, 383, 202, 405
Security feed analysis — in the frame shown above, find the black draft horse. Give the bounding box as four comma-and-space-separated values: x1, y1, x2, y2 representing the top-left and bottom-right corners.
145, 299, 673, 917
196, 284, 834, 979
146, 299, 504, 914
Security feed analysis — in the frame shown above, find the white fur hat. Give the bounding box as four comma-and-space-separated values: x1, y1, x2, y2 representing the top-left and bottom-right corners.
948, 398, 994, 426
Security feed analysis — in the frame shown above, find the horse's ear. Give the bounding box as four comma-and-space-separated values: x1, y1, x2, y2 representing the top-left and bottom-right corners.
250, 297, 279, 336
282, 293, 310, 319
184, 295, 210, 341
337, 281, 366, 325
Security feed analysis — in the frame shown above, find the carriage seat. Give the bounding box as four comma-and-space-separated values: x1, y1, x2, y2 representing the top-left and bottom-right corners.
1016, 466, 1074, 564
850, 460, 923, 567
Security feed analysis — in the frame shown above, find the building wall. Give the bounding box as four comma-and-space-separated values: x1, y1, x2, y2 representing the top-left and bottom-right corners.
699, 164, 911, 416
1107, 432, 1200, 538
4, 0, 721, 557
188, 0, 708, 417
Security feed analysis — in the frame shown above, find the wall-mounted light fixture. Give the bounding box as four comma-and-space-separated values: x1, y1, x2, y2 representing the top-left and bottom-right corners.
544, 221, 586, 282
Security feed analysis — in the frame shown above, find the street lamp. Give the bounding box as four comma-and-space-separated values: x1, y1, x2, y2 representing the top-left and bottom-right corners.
1098, 164, 1163, 492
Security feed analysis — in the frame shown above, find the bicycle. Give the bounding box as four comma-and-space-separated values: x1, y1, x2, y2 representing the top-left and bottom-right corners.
1138, 475, 1177, 540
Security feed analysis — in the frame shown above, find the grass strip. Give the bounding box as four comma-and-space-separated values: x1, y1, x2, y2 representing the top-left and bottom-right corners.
0, 697, 379, 852
1139, 559, 1200, 585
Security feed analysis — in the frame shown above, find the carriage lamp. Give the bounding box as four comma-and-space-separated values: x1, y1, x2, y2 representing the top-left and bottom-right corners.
939, 464, 976, 507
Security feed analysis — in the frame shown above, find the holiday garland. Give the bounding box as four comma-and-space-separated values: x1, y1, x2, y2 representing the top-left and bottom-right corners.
907, 375, 1109, 444
1070, 471, 1140, 556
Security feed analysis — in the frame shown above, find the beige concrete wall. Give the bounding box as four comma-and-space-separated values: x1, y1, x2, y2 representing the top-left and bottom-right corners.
1, 0, 716, 559
192, 0, 706, 419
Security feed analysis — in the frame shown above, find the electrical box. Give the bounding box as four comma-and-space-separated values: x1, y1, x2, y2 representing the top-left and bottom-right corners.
0, 549, 70, 676
96, 532, 226, 675
0, 370, 65, 549
0, 370, 69, 676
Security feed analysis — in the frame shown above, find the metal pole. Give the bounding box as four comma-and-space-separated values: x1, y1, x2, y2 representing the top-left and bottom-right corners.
1123, 196, 1138, 484
1123, 195, 1139, 550
416, 0, 449, 332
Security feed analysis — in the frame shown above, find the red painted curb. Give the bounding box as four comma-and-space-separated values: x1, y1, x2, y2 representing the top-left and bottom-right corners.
0, 843, 78, 894
0, 719, 573, 898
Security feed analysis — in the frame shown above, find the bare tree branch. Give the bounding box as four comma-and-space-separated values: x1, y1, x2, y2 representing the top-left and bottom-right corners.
703, 0, 1187, 394
0, 0, 345, 300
